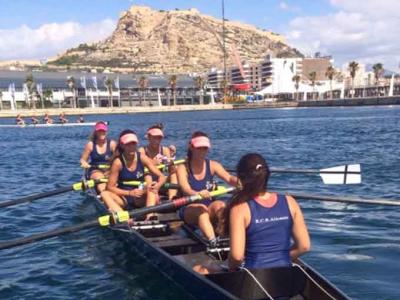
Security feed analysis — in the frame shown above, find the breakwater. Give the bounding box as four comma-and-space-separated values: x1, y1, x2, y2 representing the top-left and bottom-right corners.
233, 96, 400, 109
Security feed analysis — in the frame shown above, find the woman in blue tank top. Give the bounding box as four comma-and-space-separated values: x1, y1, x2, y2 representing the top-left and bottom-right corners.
80, 121, 116, 192
101, 130, 166, 218
176, 131, 238, 245
228, 153, 310, 271
139, 123, 178, 200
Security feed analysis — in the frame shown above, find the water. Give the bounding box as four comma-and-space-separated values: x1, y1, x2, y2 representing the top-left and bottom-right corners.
0, 106, 399, 299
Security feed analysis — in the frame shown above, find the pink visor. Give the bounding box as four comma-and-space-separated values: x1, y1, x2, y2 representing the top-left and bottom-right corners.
147, 128, 164, 137
191, 136, 211, 148
120, 133, 138, 145
95, 122, 108, 132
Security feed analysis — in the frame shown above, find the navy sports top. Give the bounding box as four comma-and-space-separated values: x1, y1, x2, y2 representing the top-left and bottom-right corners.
89, 140, 112, 165
244, 194, 293, 269
118, 152, 144, 190
187, 159, 214, 192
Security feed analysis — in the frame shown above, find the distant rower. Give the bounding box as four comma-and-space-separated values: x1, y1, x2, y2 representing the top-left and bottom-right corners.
16, 114, 25, 126
43, 113, 54, 124
59, 112, 68, 124
77, 115, 85, 123
31, 115, 39, 125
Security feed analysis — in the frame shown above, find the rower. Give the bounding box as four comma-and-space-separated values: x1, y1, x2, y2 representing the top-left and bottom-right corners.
43, 113, 54, 124
31, 115, 39, 125
139, 123, 178, 200
77, 115, 85, 123
102, 130, 166, 218
15, 114, 25, 126
59, 112, 68, 123
80, 121, 116, 192
228, 153, 310, 271
176, 131, 237, 245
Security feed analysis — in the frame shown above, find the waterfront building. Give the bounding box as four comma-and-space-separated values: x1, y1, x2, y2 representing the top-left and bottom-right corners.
207, 68, 225, 89
228, 62, 261, 91
0, 71, 200, 110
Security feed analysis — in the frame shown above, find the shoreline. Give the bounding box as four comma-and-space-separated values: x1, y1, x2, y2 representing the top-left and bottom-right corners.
0, 104, 232, 118
0, 96, 399, 118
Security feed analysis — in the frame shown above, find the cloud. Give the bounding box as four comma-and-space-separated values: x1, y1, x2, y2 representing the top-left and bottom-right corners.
286, 0, 400, 70
0, 19, 116, 61
279, 1, 289, 10
278, 1, 301, 12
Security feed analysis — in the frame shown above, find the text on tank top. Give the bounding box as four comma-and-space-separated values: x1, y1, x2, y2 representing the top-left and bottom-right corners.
244, 194, 293, 269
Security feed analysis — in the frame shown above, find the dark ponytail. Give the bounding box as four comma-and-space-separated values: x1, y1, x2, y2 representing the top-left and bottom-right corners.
147, 123, 164, 131
223, 153, 270, 235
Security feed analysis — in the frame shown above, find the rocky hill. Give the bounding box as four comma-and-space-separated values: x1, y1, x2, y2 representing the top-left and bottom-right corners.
49, 6, 302, 74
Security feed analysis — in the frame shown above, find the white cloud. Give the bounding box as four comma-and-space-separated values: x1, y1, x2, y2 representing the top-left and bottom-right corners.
0, 19, 116, 61
278, 1, 300, 12
286, 0, 400, 70
279, 2, 289, 10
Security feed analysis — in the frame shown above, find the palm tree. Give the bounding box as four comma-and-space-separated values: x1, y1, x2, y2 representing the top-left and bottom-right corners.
292, 75, 301, 101
325, 66, 336, 99
67, 76, 76, 108
372, 63, 384, 85
169, 75, 177, 106
308, 71, 317, 100
25, 74, 36, 109
104, 78, 114, 108
0, 91, 3, 110
221, 79, 228, 104
138, 75, 148, 106
194, 76, 205, 104
348, 61, 359, 97
43, 89, 53, 107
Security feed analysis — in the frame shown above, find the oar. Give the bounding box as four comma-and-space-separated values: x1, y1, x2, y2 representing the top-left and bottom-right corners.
228, 164, 361, 185
0, 180, 97, 209
285, 191, 400, 206
89, 159, 186, 172
97, 179, 180, 190
0, 180, 180, 209
144, 158, 186, 173
0, 186, 234, 251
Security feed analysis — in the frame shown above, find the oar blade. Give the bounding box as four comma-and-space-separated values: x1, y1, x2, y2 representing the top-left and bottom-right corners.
320, 164, 361, 184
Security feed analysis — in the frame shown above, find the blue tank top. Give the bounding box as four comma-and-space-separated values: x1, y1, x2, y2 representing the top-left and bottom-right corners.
244, 194, 293, 269
145, 146, 165, 181
187, 159, 214, 192
118, 152, 144, 190
89, 140, 112, 165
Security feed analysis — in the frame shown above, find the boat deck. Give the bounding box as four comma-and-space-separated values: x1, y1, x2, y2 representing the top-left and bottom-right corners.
89, 191, 349, 300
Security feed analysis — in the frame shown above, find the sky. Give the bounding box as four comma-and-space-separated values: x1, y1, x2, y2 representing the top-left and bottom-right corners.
0, 0, 399, 70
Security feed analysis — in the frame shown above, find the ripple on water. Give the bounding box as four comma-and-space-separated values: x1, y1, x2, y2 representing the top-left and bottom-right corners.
1, 107, 400, 300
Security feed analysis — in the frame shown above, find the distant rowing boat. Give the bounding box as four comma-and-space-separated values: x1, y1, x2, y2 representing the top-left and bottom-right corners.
0, 122, 109, 128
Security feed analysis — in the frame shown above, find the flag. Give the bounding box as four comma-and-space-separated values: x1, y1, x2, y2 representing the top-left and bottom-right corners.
115, 76, 120, 90
23, 83, 28, 95
37, 83, 43, 96
8, 83, 15, 97
80, 76, 86, 89
92, 76, 98, 90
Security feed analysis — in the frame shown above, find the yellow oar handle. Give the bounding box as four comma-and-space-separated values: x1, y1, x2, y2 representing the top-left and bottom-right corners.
97, 185, 235, 226
95, 178, 144, 186
72, 180, 96, 191
144, 158, 185, 173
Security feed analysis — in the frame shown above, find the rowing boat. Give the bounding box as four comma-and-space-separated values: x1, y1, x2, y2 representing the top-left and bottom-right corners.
0, 121, 109, 128
85, 188, 349, 300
